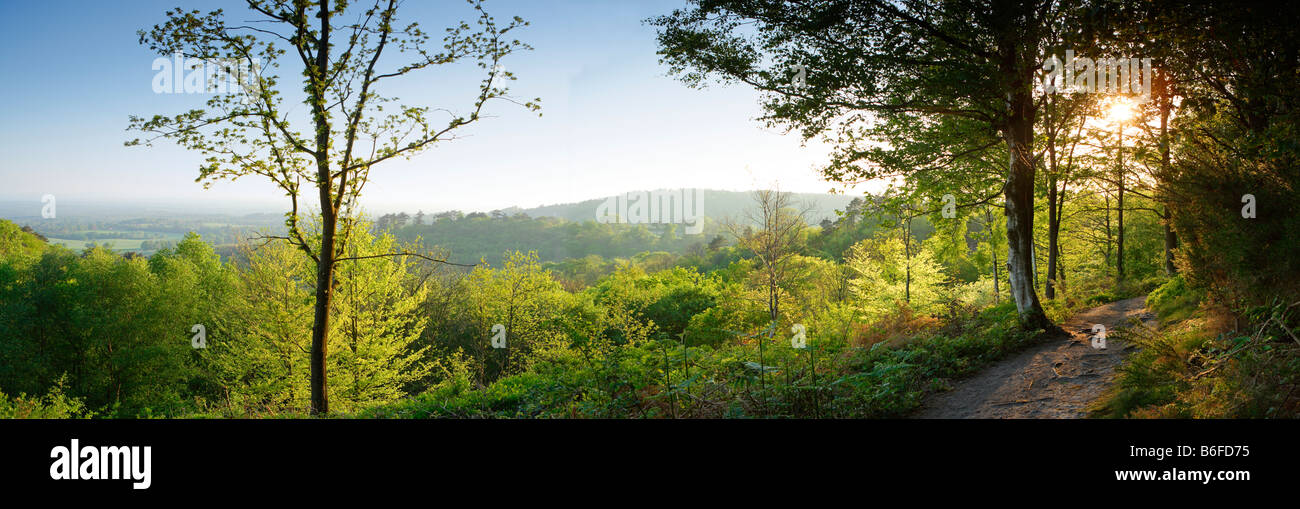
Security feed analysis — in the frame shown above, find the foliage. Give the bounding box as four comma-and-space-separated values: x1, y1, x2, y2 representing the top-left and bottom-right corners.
1093, 284, 1298, 419
0, 376, 91, 419
1145, 275, 1200, 323
356, 302, 1039, 419
0, 219, 47, 260
6, 0, 1294, 421
846, 233, 947, 319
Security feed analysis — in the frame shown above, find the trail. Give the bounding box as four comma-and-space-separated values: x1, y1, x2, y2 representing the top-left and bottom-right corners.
914, 296, 1156, 419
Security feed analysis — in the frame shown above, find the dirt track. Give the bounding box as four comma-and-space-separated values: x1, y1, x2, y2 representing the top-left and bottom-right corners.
914, 297, 1156, 419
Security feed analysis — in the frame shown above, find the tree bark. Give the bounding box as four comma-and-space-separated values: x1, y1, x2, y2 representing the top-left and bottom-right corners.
1116, 126, 1126, 282
903, 212, 912, 304
1046, 161, 1059, 299
1043, 95, 1064, 300
1058, 180, 1067, 293
1163, 208, 1178, 275
1004, 127, 1050, 329
1057, 244, 1066, 292
1159, 85, 1178, 275
998, 11, 1052, 330
986, 206, 1001, 304
309, 0, 335, 415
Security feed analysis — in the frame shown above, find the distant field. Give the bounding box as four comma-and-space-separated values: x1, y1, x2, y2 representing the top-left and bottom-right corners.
46, 231, 186, 253
47, 238, 149, 251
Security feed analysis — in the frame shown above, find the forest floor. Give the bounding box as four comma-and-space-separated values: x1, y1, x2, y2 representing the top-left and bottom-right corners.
915, 297, 1156, 419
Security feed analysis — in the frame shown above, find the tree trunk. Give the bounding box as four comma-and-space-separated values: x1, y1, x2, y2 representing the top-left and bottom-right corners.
1105, 195, 1113, 267
309, 0, 334, 415
1116, 126, 1125, 282
1159, 87, 1178, 275
1057, 245, 1066, 292
1164, 208, 1178, 275
310, 183, 336, 416
903, 213, 912, 304
308, 185, 335, 412
992, 251, 1001, 303
1045, 132, 1060, 300
986, 206, 1001, 304
998, 21, 1052, 330
1004, 137, 1049, 328
1056, 180, 1067, 293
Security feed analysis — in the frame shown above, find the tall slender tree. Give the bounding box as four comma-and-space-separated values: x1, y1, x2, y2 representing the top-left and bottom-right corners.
129, 0, 539, 413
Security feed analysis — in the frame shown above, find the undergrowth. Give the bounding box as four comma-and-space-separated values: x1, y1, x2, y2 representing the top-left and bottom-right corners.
357, 301, 1054, 419
1090, 275, 1300, 418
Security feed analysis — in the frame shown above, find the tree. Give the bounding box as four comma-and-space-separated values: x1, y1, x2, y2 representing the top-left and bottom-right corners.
723, 189, 809, 405
707, 234, 726, 252
129, 0, 539, 413
1150, 1, 1300, 302
725, 189, 810, 328
653, 0, 1078, 330
976, 204, 1007, 303
214, 237, 314, 413
456, 251, 569, 384
1038, 90, 1095, 298
329, 222, 431, 411
846, 231, 946, 319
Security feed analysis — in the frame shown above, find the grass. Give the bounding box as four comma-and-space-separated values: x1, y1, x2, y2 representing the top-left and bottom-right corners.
351, 278, 1155, 420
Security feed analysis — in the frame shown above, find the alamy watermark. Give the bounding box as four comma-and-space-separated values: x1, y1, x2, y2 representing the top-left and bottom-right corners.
790, 324, 807, 349
191, 324, 207, 349
50, 439, 152, 490
41, 194, 56, 219
151, 53, 261, 103
595, 189, 705, 235
1091, 324, 1107, 350
490, 323, 506, 349
1042, 50, 1153, 102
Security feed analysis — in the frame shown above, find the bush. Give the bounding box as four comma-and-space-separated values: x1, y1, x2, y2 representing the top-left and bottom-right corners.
1146, 275, 1201, 323
0, 377, 91, 419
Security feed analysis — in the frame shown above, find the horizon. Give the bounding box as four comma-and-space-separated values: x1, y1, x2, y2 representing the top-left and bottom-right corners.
0, 186, 861, 222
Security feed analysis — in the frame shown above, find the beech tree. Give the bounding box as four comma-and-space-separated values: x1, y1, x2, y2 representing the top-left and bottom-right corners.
846, 232, 946, 318
653, 0, 1080, 330
725, 189, 811, 328
128, 0, 539, 413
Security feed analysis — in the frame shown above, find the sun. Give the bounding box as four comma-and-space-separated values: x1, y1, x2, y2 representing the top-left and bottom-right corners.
1106, 97, 1135, 124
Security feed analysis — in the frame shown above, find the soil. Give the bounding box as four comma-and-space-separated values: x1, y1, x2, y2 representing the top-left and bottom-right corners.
914, 296, 1156, 419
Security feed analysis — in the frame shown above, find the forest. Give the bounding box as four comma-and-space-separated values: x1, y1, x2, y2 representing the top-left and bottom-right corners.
1, 0, 1297, 421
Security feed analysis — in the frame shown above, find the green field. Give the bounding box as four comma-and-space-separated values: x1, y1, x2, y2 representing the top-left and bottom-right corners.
47, 238, 149, 251
45, 231, 185, 253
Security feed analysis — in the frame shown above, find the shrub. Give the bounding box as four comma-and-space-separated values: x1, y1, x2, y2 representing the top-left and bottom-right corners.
0, 377, 91, 419
1146, 275, 1202, 323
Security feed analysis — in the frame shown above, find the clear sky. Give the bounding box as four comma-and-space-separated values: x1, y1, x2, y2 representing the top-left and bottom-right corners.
0, 0, 851, 215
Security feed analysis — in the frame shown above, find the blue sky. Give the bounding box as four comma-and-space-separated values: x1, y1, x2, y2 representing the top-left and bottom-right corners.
0, 0, 849, 214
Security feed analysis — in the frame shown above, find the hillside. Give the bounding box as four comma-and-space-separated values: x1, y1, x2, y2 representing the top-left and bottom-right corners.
518, 189, 856, 225
0, 219, 47, 258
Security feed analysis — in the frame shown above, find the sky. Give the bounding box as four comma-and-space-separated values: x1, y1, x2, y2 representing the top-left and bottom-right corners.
0, 0, 854, 215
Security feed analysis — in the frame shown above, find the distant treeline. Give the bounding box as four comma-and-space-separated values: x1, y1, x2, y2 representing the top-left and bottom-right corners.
25, 216, 284, 255
378, 196, 928, 268
385, 212, 722, 267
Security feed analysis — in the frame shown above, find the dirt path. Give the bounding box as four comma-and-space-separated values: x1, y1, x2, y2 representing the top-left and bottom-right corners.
914, 297, 1156, 419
